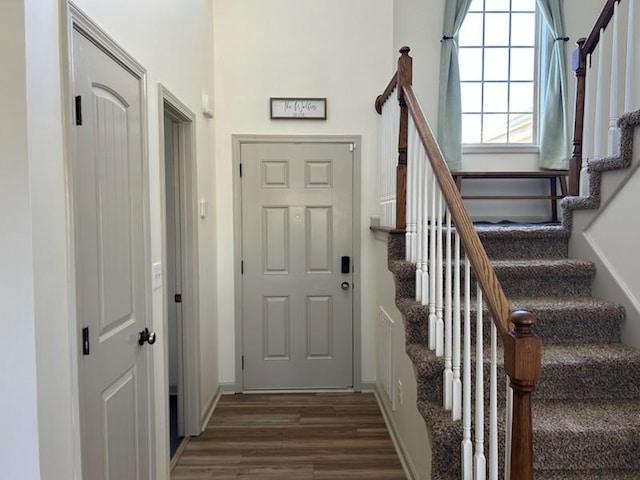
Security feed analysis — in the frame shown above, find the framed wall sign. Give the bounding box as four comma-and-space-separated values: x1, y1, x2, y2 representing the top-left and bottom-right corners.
270, 97, 327, 120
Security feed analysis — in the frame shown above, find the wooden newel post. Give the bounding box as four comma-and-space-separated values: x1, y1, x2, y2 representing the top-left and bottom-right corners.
504, 310, 542, 480
570, 38, 587, 196
395, 46, 412, 231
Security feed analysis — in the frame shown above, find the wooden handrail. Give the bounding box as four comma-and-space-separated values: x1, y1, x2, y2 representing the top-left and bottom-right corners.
375, 72, 398, 114
376, 46, 541, 479
583, 0, 621, 55
402, 85, 511, 340
570, 0, 623, 195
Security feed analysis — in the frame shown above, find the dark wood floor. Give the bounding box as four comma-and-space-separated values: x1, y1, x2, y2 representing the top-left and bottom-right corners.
171, 392, 406, 479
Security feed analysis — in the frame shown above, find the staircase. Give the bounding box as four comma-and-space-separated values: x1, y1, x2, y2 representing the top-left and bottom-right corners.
385, 112, 640, 479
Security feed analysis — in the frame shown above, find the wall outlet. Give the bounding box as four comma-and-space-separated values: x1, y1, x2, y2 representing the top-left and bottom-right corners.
397, 379, 403, 406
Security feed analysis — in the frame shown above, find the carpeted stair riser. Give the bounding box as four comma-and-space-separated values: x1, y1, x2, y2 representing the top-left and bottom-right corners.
398, 296, 623, 346
418, 397, 640, 478
391, 226, 569, 261
409, 340, 640, 405
486, 259, 595, 297
532, 399, 640, 471
395, 298, 429, 345
476, 225, 569, 260
390, 257, 596, 298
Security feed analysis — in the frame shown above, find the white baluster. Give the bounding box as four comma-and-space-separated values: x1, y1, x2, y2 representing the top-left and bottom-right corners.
443, 209, 453, 410
410, 120, 419, 263
594, 28, 607, 158
462, 256, 473, 479
608, 1, 620, 155
504, 378, 514, 480
581, 66, 592, 197
421, 151, 430, 306
379, 102, 385, 225
413, 122, 424, 301
489, 321, 498, 480
581, 157, 591, 198
392, 92, 399, 227
579, 65, 596, 197
411, 124, 420, 264
381, 94, 397, 228
405, 100, 414, 261
452, 230, 462, 421
624, 0, 639, 112
435, 190, 444, 357
428, 173, 437, 350
474, 289, 486, 480
379, 104, 384, 225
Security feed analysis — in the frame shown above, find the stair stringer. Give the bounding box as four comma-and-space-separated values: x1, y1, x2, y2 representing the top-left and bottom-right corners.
562, 110, 640, 349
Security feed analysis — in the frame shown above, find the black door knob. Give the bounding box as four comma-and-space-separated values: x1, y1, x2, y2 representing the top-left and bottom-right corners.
138, 327, 157, 346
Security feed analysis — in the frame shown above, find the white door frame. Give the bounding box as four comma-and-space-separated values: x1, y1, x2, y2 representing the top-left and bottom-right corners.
158, 86, 202, 437
66, 3, 155, 477
232, 135, 362, 392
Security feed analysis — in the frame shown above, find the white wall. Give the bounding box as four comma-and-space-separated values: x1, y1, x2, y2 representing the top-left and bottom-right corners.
213, 0, 394, 386
373, 233, 431, 479
571, 127, 640, 349
1, 1, 218, 478
0, 3, 42, 479
393, 0, 443, 125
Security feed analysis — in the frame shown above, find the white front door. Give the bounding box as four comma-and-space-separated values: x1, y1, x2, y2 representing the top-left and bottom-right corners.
241, 142, 354, 389
72, 25, 151, 480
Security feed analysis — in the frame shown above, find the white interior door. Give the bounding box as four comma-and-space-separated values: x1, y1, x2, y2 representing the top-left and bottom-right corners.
241, 142, 354, 389
72, 26, 151, 480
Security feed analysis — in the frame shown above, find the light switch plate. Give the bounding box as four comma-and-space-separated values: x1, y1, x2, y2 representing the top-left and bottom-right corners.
152, 262, 162, 291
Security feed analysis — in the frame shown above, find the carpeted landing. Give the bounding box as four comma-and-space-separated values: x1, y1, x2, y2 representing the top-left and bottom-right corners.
386, 224, 640, 480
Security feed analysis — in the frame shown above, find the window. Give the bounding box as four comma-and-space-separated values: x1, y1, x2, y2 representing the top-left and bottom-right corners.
458, 0, 538, 145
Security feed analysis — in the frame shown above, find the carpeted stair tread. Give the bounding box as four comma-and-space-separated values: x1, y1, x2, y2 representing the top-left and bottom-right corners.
533, 399, 640, 471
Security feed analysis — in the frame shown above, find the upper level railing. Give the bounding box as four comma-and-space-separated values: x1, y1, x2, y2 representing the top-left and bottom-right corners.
373, 47, 541, 480
569, 0, 639, 195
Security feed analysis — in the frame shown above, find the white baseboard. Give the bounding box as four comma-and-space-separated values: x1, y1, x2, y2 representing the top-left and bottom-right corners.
359, 381, 376, 391
373, 386, 420, 480
220, 382, 240, 393
200, 386, 221, 431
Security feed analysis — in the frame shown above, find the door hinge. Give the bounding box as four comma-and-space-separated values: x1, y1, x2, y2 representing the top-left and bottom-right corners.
349, 143, 356, 152
75, 96, 83, 126
239, 163, 243, 177
174, 293, 182, 303
241, 355, 245, 370
82, 326, 90, 355
241, 260, 244, 274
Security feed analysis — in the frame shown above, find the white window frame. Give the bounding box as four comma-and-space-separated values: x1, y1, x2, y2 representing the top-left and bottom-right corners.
460, 1, 543, 154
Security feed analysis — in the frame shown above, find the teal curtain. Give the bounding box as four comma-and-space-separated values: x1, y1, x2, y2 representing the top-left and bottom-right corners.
536, 0, 571, 170
437, 0, 472, 171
